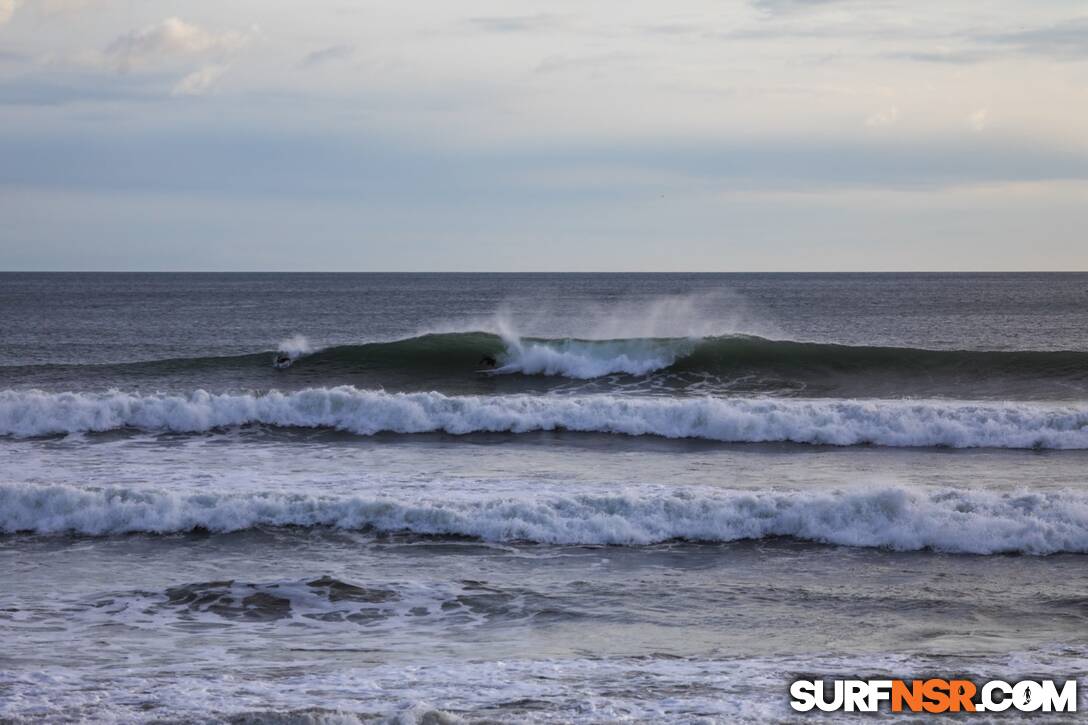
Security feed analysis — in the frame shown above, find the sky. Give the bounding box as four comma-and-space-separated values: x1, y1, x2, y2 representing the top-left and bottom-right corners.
1, 0, 1086, 271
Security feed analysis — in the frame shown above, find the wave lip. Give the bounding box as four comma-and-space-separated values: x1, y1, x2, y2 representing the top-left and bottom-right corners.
3, 387, 1088, 448
3, 483, 1088, 554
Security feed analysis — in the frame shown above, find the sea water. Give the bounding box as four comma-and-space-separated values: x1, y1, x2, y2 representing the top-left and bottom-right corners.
2, 272, 1087, 722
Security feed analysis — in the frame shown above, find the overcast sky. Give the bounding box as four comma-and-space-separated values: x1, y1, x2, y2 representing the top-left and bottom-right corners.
1, 0, 1086, 271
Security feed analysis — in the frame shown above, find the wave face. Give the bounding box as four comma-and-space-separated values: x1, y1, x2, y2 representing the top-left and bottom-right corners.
258, 332, 1088, 383
237, 332, 1088, 382
672, 335, 1088, 377
3, 387, 1088, 448
18, 332, 1088, 383
266, 332, 683, 378
186, 332, 684, 379
4, 483, 1087, 554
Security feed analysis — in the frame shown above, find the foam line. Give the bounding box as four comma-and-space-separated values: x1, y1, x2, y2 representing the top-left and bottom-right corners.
3, 483, 1087, 553
3, 387, 1088, 448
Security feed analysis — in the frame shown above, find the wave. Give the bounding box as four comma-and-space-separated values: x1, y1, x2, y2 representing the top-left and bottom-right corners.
13, 332, 1088, 384
496, 336, 684, 377
4, 483, 1087, 554
350, 332, 1088, 385
3, 387, 1088, 448
241, 332, 1088, 383
269, 332, 681, 378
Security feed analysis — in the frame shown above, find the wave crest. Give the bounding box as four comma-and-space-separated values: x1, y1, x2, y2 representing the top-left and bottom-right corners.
2, 387, 1088, 448
4, 483, 1087, 554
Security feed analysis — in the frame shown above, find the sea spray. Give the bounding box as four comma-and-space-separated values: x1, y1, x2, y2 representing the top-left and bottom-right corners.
425, 291, 783, 344
453, 293, 775, 377
276, 334, 315, 360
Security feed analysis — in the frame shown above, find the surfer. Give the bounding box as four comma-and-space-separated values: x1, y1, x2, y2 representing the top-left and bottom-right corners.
479, 354, 497, 369
273, 353, 292, 369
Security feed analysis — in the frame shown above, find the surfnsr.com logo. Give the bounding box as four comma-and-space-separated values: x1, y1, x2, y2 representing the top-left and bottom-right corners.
790, 678, 1078, 714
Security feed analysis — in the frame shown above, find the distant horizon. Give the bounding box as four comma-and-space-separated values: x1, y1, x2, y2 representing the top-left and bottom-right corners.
3, 269, 1088, 275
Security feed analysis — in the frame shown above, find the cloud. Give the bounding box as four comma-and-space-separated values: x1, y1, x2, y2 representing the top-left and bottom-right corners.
6, 127, 1087, 202
891, 18, 1088, 65
469, 14, 566, 33
968, 108, 989, 133
535, 52, 641, 75
883, 49, 987, 65
865, 106, 899, 127
171, 64, 226, 96
0, 70, 165, 105
750, 0, 847, 15
298, 43, 354, 69
0, 0, 97, 27
984, 18, 1088, 59
37, 0, 93, 15
0, 0, 22, 25
107, 17, 250, 70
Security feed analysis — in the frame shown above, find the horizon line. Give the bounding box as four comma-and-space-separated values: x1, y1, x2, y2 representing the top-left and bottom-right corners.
2, 270, 1087, 275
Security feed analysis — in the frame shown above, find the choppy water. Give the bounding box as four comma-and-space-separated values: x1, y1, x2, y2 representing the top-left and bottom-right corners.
2, 272, 1088, 722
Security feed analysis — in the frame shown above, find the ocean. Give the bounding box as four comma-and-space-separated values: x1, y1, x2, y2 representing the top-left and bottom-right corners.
2, 272, 1087, 722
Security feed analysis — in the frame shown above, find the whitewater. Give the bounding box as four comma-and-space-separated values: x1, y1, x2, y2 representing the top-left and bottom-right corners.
5, 482, 1088, 554
4, 387, 1088, 448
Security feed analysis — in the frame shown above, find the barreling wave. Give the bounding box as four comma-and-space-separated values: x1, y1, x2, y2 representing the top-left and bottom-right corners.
271, 332, 680, 378
3, 387, 1088, 448
299, 332, 1088, 382
4, 482, 1087, 554
12, 332, 1088, 383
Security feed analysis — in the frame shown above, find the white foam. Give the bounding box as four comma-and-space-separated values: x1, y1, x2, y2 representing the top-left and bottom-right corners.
3, 648, 1086, 723
84, 577, 516, 637
498, 338, 687, 378
444, 291, 776, 378
4, 482, 1088, 553
2, 387, 1088, 449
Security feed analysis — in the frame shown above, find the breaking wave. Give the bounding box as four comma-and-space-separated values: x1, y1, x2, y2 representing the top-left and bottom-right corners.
14, 332, 1088, 384
495, 336, 684, 377
3, 482, 1087, 554
2, 387, 1088, 448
